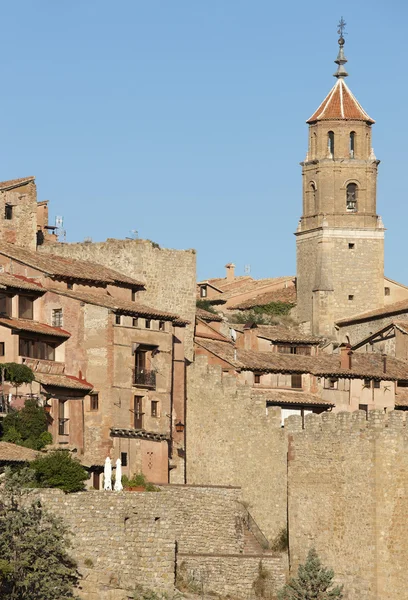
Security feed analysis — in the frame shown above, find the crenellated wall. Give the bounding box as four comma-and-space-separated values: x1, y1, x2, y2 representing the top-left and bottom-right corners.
286, 409, 408, 600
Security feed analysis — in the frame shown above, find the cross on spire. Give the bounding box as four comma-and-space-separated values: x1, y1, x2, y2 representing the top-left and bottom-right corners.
334, 17, 348, 78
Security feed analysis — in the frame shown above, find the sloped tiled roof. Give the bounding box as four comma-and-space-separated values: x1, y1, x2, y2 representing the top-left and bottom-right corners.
395, 388, 408, 408
35, 372, 93, 391
307, 78, 374, 124
0, 242, 144, 288
110, 428, 168, 441
248, 325, 320, 344
336, 300, 408, 326
196, 308, 223, 322
252, 389, 334, 407
195, 338, 408, 380
0, 441, 39, 462
0, 316, 70, 338
0, 176, 35, 191
230, 286, 297, 310
46, 287, 181, 321
0, 273, 45, 293
209, 277, 295, 303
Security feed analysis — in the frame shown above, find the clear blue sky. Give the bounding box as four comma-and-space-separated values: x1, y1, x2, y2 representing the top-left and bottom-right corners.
0, 1, 406, 282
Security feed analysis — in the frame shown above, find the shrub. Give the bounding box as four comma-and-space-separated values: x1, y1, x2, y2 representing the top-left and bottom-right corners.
31, 450, 88, 493
278, 548, 343, 599
196, 299, 217, 313
2, 399, 50, 450
271, 527, 288, 552
122, 472, 160, 491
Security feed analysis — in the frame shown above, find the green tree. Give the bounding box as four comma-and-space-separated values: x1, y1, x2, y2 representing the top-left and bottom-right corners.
31, 450, 88, 493
1, 362, 35, 397
278, 548, 343, 600
0, 468, 79, 599
2, 399, 50, 450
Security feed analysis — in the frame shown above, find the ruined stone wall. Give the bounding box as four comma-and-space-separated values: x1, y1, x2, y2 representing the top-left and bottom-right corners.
38, 239, 197, 359
177, 553, 288, 599
35, 485, 245, 600
286, 410, 408, 600
186, 356, 287, 542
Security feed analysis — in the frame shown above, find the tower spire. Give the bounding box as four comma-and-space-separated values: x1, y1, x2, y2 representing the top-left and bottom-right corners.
334, 17, 348, 79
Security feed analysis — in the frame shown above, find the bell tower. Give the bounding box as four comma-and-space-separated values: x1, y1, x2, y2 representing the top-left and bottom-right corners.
296, 19, 384, 337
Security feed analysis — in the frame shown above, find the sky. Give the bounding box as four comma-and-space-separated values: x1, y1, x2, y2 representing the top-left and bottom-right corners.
0, 1, 407, 282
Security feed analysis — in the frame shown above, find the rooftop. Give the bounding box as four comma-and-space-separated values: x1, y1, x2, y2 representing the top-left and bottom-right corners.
336, 299, 408, 326
307, 78, 374, 124
0, 441, 39, 463
35, 372, 93, 391
252, 389, 334, 407
230, 286, 297, 310
0, 176, 35, 191
0, 316, 70, 338
0, 273, 45, 293
196, 307, 223, 322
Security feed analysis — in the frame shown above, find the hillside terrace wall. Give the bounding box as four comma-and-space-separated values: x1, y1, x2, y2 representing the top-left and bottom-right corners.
186, 356, 288, 542
38, 238, 197, 360
33, 485, 246, 599
286, 410, 408, 600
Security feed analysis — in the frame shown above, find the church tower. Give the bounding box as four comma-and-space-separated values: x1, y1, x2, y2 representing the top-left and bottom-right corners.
296, 21, 384, 337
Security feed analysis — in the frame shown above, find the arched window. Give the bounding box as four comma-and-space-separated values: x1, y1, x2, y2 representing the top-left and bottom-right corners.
346, 183, 358, 212
328, 131, 334, 157
312, 132, 317, 157
349, 132, 356, 158
310, 182, 317, 213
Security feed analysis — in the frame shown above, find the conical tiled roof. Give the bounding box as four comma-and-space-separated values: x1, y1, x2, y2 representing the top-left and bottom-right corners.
307, 76, 374, 124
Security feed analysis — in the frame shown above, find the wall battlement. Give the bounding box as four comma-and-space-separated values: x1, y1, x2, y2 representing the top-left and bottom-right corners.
286, 408, 407, 434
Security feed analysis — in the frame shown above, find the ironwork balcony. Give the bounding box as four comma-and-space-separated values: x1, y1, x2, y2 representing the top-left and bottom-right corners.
134, 369, 156, 389
58, 418, 69, 436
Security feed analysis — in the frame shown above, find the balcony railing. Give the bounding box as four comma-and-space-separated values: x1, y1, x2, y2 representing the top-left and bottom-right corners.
134, 369, 156, 388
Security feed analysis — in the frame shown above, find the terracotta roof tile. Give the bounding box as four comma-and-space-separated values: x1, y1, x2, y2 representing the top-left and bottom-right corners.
0, 316, 70, 338
395, 388, 408, 407
196, 308, 223, 322
0, 273, 45, 292
0, 441, 39, 462
195, 338, 408, 380
46, 287, 181, 321
307, 79, 374, 124
0, 242, 144, 288
250, 325, 321, 344
35, 372, 93, 391
110, 428, 168, 441
336, 300, 408, 326
0, 176, 35, 191
252, 389, 334, 407
209, 277, 295, 303
230, 286, 297, 310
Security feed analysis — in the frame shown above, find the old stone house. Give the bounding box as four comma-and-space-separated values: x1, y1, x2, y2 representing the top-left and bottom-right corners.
0, 176, 191, 486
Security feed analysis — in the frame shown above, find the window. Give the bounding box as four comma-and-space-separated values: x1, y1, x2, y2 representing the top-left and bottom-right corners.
325, 378, 338, 389
0, 342, 4, 356
145, 319, 151, 329
254, 373, 261, 384
90, 394, 99, 411
364, 378, 371, 388
200, 286, 207, 298
328, 131, 334, 157
359, 404, 368, 417
19, 296, 34, 319
159, 321, 165, 331
132, 318, 138, 327
151, 400, 159, 417
115, 314, 121, 325
121, 452, 128, 467
4, 204, 12, 220
134, 396, 144, 429
67, 282, 73, 290
296, 346, 312, 356
384, 287, 390, 296
291, 374, 302, 389
131, 290, 136, 302
52, 308, 63, 327
348, 295, 354, 301
348, 243, 355, 250
310, 182, 317, 213
0, 294, 11, 316
346, 183, 358, 212
58, 400, 68, 435
374, 380, 381, 389
349, 131, 356, 158
19, 338, 56, 360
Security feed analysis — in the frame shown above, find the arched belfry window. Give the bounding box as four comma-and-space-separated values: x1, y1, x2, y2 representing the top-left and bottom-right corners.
310, 182, 317, 213
349, 132, 356, 158
328, 131, 334, 158
346, 183, 358, 212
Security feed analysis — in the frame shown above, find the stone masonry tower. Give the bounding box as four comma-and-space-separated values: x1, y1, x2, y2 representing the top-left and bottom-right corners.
296, 20, 384, 337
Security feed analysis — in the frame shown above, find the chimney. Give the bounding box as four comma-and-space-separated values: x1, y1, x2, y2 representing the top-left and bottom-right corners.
382, 353, 387, 374
340, 344, 352, 370
225, 263, 235, 282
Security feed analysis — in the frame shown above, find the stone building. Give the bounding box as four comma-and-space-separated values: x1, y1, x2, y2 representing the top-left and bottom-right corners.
0, 177, 193, 486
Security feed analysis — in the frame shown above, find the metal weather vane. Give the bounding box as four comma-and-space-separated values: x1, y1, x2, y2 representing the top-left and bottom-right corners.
337, 16, 347, 39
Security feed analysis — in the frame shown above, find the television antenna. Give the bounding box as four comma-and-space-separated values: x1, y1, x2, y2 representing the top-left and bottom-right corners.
244, 264, 251, 275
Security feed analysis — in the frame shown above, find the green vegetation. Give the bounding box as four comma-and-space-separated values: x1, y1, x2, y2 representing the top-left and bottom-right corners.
196, 299, 217, 313
253, 560, 273, 598
122, 472, 160, 492
0, 467, 79, 599
2, 399, 51, 450
271, 527, 289, 552
30, 450, 88, 493
278, 548, 343, 599
230, 302, 295, 325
